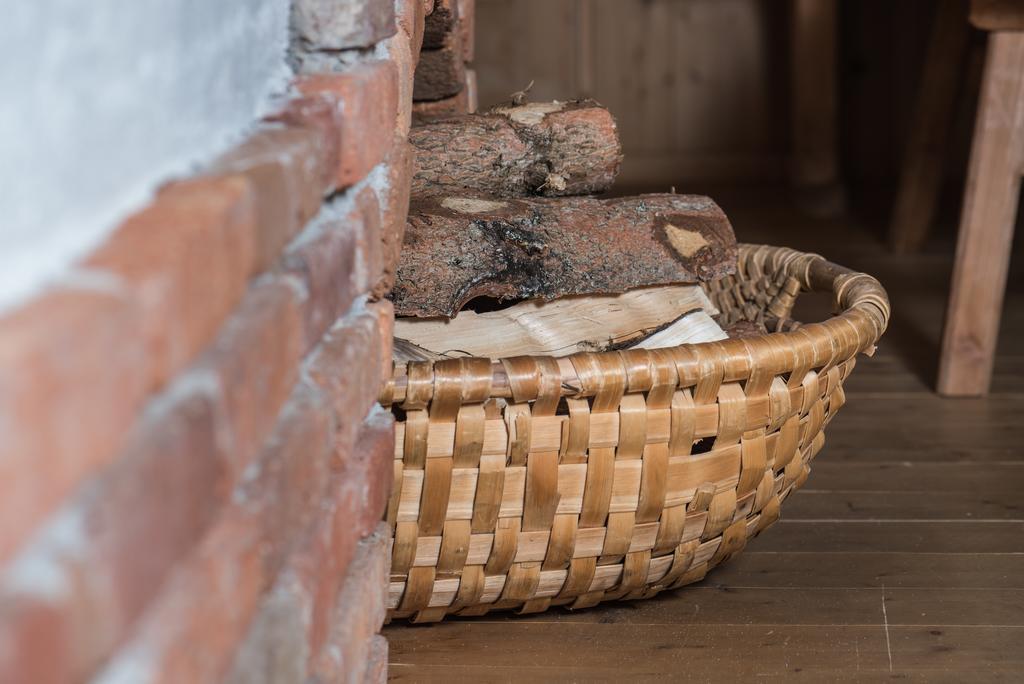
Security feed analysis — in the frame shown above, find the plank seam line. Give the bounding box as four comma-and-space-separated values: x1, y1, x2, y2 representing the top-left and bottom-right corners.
881, 584, 894, 673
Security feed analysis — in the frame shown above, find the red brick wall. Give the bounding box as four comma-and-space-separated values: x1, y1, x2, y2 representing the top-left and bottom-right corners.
0, 1, 424, 681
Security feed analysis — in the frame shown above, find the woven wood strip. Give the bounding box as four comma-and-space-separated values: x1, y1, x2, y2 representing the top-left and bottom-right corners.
383, 244, 889, 620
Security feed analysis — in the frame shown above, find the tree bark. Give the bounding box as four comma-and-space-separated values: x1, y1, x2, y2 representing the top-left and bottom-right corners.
413, 29, 465, 101
423, 0, 458, 48
409, 100, 622, 197
411, 70, 475, 123
392, 193, 737, 317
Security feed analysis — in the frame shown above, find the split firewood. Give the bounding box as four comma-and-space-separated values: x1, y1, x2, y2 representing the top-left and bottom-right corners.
409, 100, 622, 197
394, 285, 726, 359
393, 337, 443, 363
413, 27, 466, 101
632, 310, 727, 348
391, 193, 737, 318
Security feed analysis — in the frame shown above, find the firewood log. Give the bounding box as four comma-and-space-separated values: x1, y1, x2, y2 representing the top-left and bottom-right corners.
413, 25, 465, 101
411, 70, 476, 123
410, 100, 622, 197
423, 0, 458, 48
411, 89, 471, 123
391, 193, 737, 317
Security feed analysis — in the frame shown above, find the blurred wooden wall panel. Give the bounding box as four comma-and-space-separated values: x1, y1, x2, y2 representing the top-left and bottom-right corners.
475, 0, 787, 188
474, 0, 582, 105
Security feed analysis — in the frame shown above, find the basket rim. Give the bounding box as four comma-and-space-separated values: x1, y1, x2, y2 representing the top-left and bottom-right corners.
381, 243, 890, 407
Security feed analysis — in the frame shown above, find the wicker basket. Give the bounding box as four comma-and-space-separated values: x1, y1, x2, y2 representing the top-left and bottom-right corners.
380, 244, 889, 622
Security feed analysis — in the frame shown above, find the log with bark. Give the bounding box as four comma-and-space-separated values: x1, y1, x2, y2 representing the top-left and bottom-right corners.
391, 193, 737, 317
410, 100, 621, 197
413, 25, 465, 101
411, 70, 476, 123
423, 0, 458, 48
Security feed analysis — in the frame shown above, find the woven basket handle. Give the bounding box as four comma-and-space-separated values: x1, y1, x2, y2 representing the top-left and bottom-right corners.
382, 245, 890, 406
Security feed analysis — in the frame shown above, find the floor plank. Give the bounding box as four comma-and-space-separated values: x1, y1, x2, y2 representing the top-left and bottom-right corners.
452, 586, 1024, 628
702, 551, 1024, 589
750, 521, 1024, 553
784, 489, 1022, 520
387, 624, 1024, 681
804, 462, 1024, 495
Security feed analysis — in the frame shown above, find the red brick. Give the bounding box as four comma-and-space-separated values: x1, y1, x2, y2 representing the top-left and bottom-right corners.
225, 413, 394, 683
296, 61, 399, 188
0, 286, 147, 564
305, 305, 385, 454
0, 385, 228, 684
459, 0, 475, 62
311, 522, 391, 682
1, 274, 305, 682
363, 635, 389, 684
267, 94, 341, 196
374, 137, 413, 299
281, 186, 381, 350
396, 0, 426, 63
344, 408, 397, 531
96, 386, 336, 684
293, 0, 396, 50
98, 515, 263, 684
199, 276, 305, 478
371, 300, 395, 385
383, 29, 415, 137
241, 388, 337, 576
210, 125, 332, 271
312, 410, 394, 655
85, 176, 257, 391
222, 577, 308, 684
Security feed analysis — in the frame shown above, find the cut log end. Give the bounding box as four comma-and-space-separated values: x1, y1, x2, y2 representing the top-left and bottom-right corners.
413, 27, 465, 102
664, 223, 710, 257
492, 101, 567, 125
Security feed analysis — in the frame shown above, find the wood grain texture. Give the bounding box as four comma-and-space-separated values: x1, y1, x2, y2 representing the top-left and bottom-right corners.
392, 193, 737, 317
938, 32, 1024, 396
473, 0, 788, 186
409, 101, 622, 197
389, 624, 1024, 680
394, 285, 722, 358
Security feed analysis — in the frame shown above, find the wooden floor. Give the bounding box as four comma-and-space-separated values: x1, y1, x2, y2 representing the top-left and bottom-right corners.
385, 192, 1024, 682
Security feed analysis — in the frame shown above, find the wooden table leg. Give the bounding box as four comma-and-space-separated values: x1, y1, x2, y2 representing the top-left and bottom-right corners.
790, 0, 844, 217
937, 31, 1024, 396
889, 0, 971, 254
